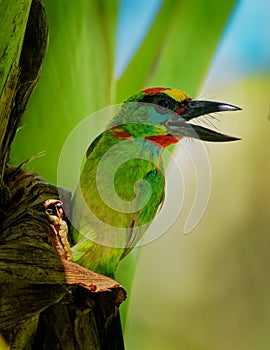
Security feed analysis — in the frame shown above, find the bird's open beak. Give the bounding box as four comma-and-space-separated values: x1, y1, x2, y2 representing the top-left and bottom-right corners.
166, 100, 241, 142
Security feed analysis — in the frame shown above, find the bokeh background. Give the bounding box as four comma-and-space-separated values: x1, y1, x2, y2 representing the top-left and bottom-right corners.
11, 0, 270, 349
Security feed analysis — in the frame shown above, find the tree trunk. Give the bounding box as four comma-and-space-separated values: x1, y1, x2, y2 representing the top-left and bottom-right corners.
0, 1, 126, 349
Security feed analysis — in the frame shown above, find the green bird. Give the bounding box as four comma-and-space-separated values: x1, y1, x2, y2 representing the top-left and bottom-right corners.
70, 87, 240, 278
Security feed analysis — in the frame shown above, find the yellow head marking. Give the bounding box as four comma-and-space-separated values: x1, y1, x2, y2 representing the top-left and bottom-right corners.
164, 88, 190, 102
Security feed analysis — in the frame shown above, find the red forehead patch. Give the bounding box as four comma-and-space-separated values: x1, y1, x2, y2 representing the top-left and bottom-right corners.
142, 87, 171, 95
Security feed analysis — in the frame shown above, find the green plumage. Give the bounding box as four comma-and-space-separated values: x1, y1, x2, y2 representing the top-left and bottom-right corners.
71, 126, 165, 277
70, 87, 240, 277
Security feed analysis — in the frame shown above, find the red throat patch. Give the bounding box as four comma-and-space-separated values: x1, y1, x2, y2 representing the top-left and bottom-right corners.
144, 134, 182, 147
111, 126, 131, 140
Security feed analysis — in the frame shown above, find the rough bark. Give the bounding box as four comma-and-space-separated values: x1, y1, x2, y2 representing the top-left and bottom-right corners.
0, 1, 126, 349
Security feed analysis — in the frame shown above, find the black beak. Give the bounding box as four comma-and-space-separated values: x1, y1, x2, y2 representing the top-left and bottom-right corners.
166, 100, 241, 142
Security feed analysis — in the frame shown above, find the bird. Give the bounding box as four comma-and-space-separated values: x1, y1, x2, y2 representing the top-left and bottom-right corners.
70, 87, 240, 278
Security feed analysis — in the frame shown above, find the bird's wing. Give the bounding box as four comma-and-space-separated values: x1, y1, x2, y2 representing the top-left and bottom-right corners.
86, 133, 103, 158
120, 168, 165, 260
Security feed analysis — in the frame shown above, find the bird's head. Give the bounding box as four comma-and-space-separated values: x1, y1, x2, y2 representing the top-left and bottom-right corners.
110, 87, 241, 147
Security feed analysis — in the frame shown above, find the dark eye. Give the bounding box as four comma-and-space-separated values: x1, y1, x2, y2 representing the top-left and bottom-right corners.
154, 99, 171, 114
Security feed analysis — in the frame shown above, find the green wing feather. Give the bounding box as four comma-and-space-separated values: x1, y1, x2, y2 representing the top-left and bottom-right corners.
71, 129, 166, 276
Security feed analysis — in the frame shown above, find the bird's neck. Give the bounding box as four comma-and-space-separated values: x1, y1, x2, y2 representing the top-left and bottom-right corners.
144, 134, 181, 147
110, 124, 181, 148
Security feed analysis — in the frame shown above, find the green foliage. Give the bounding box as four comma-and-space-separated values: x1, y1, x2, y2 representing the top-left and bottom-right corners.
0, 0, 32, 95
11, 0, 118, 183
10, 0, 236, 184
0, 0, 32, 156
117, 0, 235, 102
0, 333, 9, 350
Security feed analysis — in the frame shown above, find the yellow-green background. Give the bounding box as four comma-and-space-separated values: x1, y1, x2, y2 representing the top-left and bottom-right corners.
124, 78, 270, 349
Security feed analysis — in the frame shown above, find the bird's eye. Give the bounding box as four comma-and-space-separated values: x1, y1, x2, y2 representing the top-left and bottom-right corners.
154, 99, 171, 115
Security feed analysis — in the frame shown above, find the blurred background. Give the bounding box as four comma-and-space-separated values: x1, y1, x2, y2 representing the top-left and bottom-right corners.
11, 0, 270, 349
122, 1, 270, 349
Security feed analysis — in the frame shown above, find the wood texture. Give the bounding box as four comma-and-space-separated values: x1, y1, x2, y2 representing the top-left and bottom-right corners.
0, 1, 126, 349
